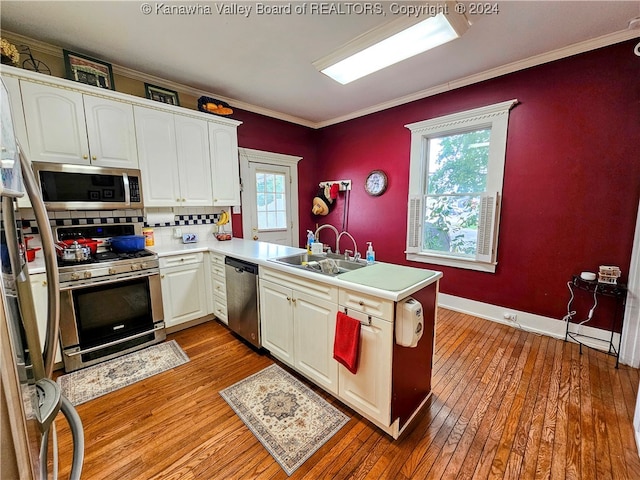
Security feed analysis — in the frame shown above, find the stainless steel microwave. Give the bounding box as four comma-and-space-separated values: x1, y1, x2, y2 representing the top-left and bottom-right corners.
32, 162, 144, 210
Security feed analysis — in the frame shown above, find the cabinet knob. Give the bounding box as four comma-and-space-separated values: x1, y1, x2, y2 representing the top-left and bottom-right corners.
253, 235, 259, 240
292, 298, 297, 303
83, 154, 88, 159
176, 198, 181, 202
358, 301, 364, 306
286, 296, 291, 302
92, 155, 97, 160
182, 198, 186, 202
42, 281, 47, 286
160, 274, 165, 279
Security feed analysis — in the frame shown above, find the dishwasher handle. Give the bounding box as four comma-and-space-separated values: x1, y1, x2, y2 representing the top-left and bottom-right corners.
224, 256, 259, 275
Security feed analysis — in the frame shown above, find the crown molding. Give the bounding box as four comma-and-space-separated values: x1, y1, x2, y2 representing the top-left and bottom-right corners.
313, 29, 640, 128
4, 28, 638, 130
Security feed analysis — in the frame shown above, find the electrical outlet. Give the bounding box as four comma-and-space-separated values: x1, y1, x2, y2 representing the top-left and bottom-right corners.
503, 312, 517, 322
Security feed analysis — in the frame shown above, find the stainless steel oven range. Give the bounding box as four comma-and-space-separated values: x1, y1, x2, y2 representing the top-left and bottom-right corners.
55, 223, 165, 372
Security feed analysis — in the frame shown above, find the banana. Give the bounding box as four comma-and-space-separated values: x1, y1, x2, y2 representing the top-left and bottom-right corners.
216, 210, 229, 226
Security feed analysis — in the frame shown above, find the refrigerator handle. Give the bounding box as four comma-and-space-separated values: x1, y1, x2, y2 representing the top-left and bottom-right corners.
18, 145, 61, 379
60, 395, 84, 480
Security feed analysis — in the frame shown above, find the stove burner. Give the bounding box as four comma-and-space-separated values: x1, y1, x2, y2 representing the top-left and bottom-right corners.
94, 251, 120, 262
57, 257, 95, 267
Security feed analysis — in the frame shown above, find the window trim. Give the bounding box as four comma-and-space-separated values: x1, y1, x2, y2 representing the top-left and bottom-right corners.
404, 99, 518, 273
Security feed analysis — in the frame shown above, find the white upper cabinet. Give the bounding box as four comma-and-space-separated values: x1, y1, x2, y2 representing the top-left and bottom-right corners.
20, 81, 138, 167
135, 107, 214, 207
21, 81, 88, 164
174, 115, 213, 207
209, 122, 241, 206
83, 95, 138, 168
2, 75, 30, 156
4, 68, 242, 207
134, 106, 181, 206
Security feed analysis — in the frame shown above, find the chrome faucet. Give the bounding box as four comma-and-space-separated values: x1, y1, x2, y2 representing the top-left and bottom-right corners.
337, 231, 358, 260
343, 249, 353, 261
314, 224, 339, 253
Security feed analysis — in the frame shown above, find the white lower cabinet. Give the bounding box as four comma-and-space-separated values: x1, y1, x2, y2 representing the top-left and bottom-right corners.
260, 279, 295, 366
259, 272, 339, 395
159, 253, 208, 328
336, 308, 393, 427
337, 289, 394, 427
210, 252, 228, 324
29, 273, 62, 364
294, 291, 338, 395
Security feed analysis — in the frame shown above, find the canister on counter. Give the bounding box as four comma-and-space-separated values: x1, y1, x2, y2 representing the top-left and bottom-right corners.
142, 227, 155, 247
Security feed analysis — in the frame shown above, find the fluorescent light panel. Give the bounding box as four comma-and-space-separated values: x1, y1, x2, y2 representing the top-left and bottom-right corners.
320, 13, 465, 85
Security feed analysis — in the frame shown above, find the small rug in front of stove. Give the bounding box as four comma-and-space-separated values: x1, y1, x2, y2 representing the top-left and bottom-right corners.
219, 364, 350, 476
57, 340, 189, 406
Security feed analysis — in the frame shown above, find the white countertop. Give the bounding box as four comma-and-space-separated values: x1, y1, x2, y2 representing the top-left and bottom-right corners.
149, 238, 305, 263
28, 238, 442, 301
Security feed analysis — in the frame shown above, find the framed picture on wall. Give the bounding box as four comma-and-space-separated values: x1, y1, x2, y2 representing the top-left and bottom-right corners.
63, 50, 115, 90
144, 83, 180, 106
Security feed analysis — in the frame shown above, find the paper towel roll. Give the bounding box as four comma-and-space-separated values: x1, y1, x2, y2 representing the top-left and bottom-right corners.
146, 210, 175, 225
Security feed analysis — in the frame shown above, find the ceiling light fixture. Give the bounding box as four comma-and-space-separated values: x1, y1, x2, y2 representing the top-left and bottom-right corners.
314, 9, 469, 85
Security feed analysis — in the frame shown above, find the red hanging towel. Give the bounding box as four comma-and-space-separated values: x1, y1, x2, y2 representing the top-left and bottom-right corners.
333, 311, 361, 374
330, 182, 340, 199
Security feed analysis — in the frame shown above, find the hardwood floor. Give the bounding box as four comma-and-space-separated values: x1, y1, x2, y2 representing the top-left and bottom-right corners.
51, 309, 640, 479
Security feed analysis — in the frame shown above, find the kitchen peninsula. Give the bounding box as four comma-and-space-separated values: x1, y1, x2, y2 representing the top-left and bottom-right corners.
150, 237, 442, 439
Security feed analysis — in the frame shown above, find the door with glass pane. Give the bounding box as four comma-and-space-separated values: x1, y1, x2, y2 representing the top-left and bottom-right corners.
246, 163, 293, 245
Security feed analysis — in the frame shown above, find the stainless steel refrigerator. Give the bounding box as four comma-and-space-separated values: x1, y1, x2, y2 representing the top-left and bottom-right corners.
1, 78, 84, 479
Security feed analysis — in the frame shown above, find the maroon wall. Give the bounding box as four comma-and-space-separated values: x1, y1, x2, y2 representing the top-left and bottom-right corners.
227, 109, 319, 239
308, 40, 640, 326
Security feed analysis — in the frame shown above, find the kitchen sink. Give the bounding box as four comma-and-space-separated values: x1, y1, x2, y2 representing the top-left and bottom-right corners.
269, 252, 368, 276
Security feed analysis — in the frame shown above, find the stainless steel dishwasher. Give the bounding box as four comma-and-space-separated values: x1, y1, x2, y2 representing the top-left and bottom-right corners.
224, 256, 261, 348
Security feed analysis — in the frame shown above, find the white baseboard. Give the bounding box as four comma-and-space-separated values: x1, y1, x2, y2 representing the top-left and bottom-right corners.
438, 293, 622, 363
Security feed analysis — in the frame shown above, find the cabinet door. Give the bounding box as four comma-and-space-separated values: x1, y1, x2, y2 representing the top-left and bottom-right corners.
209, 122, 240, 206
294, 291, 338, 395
84, 95, 138, 168
160, 263, 208, 327
29, 274, 62, 363
134, 106, 181, 206
21, 81, 89, 164
175, 115, 212, 206
338, 314, 393, 426
2, 76, 29, 157
259, 280, 294, 367
3, 76, 33, 208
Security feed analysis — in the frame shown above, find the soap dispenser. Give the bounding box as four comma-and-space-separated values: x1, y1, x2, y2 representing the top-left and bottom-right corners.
306, 230, 315, 254
366, 242, 375, 265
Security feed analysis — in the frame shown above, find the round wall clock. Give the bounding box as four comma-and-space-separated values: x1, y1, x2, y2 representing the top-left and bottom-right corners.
365, 170, 388, 196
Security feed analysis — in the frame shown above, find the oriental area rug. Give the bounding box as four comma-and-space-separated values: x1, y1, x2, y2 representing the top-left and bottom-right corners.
57, 340, 189, 406
219, 364, 350, 476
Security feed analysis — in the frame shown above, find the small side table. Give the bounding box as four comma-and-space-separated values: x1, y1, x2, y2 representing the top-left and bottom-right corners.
564, 275, 627, 368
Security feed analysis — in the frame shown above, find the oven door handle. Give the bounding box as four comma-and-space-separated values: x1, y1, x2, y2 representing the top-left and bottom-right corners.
64, 324, 165, 357
60, 270, 159, 291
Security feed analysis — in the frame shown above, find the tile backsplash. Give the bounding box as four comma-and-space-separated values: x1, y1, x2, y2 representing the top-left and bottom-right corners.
19, 206, 231, 247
